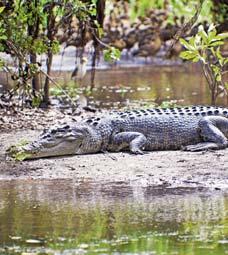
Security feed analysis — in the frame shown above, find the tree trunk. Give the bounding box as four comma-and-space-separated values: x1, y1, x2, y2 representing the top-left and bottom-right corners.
30, 53, 40, 97
211, 94, 216, 105
90, 0, 106, 89
90, 40, 99, 90
27, 0, 40, 97
43, 50, 53, 106
209, 84, 217, 105
42, 3, 55, 107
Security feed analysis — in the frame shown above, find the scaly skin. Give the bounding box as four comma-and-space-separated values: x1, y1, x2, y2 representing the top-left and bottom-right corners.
10, 106, 228, 159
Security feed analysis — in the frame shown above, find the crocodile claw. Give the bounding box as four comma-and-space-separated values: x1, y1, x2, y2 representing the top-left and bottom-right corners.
182, 142, 219, 152
131, 148, 144, 155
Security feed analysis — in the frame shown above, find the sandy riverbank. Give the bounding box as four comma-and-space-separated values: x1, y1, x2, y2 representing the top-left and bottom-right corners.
1, 129, 227, 191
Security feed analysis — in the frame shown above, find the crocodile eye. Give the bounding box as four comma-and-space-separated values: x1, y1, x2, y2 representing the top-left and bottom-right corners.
41, 133, 51, 139
57, 128, 67, 132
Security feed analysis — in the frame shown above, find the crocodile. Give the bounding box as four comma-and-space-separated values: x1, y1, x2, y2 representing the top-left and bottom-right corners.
9, 106, 228, 159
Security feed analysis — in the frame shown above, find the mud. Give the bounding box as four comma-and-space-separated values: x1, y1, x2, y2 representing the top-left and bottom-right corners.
0, 129, 227, 191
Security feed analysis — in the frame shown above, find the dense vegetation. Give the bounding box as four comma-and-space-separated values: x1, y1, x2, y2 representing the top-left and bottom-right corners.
0, 0, 227, 107
0, 0, 103, 107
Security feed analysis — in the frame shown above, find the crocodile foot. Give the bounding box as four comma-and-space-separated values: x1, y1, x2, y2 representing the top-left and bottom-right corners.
130, 148, 144, 155
182, 142, 220, 152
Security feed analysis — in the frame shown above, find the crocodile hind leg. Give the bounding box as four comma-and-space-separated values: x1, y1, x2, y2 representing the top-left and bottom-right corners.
183, 116, 228, 151
110, 132, 147, 154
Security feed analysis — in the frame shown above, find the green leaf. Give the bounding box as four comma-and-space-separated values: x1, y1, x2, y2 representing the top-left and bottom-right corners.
212, 47, 226, 65
215, 47, 222, 59
194, 35, 202, 47
192, 56, 200, 63
89, 6, 96, 16
32, 96, 42, 107
179, 51, 198, 60
211, 64, 222, 82
0, 7, 5, 14
14, 151, 32, 161
17, 139, 30, 146
104, 47, 121, 62
215, 33, 228, 40
32, 39, 48, 54
0, 35, 7, 40
209, 41, 224, 47
7, 140, 31, 161
208, 30, 217, 43
189, 37, 196, 47
0, 59, 5, 69
216, 73, 222, 82
98, 27, 104, 38
50, 87, 63, 96
51, 40, 60, 54
179, 38, 195, 51
198, 30, 208, 44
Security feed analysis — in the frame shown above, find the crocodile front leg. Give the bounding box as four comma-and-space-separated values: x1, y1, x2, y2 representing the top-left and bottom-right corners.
183, 116, 228, 151
110, 132, 147, 154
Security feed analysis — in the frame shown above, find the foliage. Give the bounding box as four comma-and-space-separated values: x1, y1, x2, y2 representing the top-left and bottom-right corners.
104, 47, 121, 62
9, 149, 32, 161
6, 139, 31, 161
128, 0, 164, 19
128, 0, 213, 23
0, 0, 97, 106
0, 1, 57, 55
180, 24, 228, 104
211, 0, 228, 27
159, 100, 179, 108
0, 0, 226, 108
167, 0, 213, 24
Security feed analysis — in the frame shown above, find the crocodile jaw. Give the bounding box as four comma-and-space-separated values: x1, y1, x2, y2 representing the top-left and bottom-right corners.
10, 124, 102, 160
9, 125, 93, 159
21, 139, 82, 159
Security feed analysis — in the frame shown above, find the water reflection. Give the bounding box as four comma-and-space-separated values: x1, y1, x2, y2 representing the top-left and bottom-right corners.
0, 179, 227, 255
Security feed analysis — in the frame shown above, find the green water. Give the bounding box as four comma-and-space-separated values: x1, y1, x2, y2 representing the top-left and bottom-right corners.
1, 64, 227, 108
0, 179, 227, 255
57, 64, 227, 108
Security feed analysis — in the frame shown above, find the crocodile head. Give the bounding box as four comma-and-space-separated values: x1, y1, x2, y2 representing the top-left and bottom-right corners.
9, 124, 101, 160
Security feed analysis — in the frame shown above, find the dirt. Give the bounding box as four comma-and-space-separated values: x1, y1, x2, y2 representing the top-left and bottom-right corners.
0, 127, 228, 191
